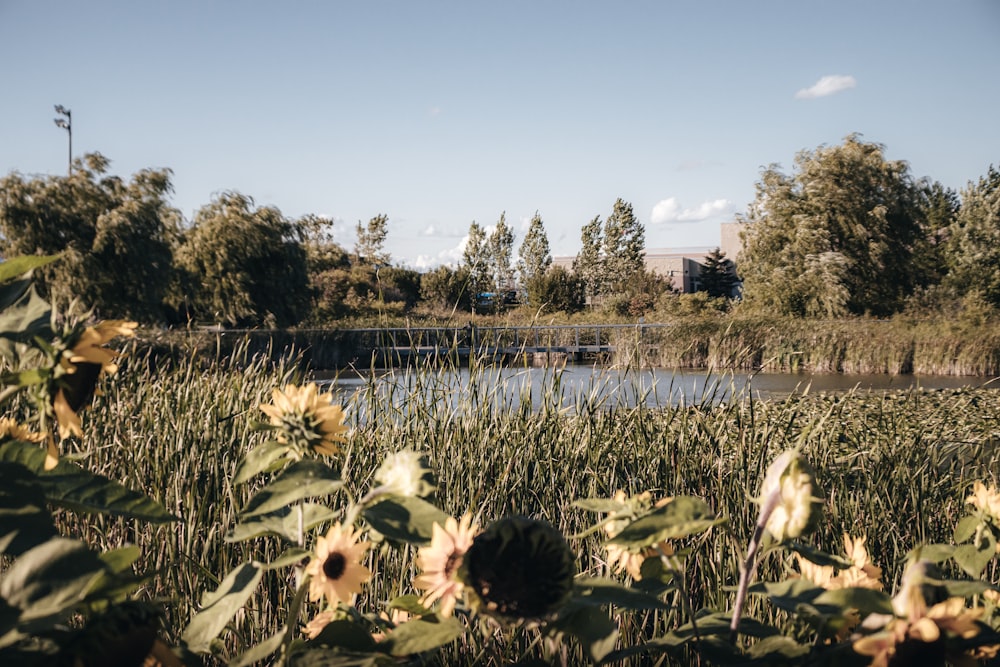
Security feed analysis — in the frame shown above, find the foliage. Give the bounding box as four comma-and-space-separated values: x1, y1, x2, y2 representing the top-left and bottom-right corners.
601, 198, 645, 294
738, 135, 930, 317
0, 153, 180, 323
699, 247, 737, 299
461, 222, 490, 303
354, 214, 390, 266
176, 191, 309, 327
573, 215, 604, 302
419, 265, 472, 314
486, 212, 515, 295
526, 265, 584, 314
516, 211, 552, 287
947, 165, 1000, 307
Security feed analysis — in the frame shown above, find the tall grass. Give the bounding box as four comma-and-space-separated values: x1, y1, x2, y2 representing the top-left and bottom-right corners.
67, 346, 1000, 663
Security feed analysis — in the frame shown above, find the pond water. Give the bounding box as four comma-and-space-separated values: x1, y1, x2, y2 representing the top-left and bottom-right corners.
316, 364, 1000, 412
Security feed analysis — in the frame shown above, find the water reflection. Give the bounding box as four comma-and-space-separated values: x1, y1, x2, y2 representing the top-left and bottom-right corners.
317, 365, 1000, 412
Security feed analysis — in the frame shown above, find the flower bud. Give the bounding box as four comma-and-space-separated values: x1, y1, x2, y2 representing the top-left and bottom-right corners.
759, 449, 823, 542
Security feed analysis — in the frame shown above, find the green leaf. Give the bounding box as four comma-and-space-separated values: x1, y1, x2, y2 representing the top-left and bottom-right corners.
785, 540, 854, 569
265, 547, 310, 570
234, 441, 294, 485
550, 604, 618, 663
936, 579, 1000, 598
607, 496, 724, 549
813, 587, 894, 616
906, 543, 954, 563
362, 495, 449, 545
98, 545, 142, 573
181, 561, 264, 654
382, 615, 465, 656
572, 577, 671, 611
747, 579, 824, 613
0, 255, 61, 284
241, 460, 343, 518
386, 594, 431, 616
747, 635, 811, 660
0, 285, 52, 346
0, 537, 106, 623
0, 441, 177, 523
230, 627, 286, 667
227, 502, 339, 543
0, 461, 58, 556
954, 531, 996, 578
954, 514, 981, 544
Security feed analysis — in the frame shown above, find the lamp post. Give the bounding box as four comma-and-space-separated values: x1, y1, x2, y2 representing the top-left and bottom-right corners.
53, 105, 72, 176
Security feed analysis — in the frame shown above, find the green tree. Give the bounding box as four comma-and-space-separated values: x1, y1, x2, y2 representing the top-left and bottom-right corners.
420, 264, 471, 313
176, 191, 309, 327
528, 265, 584, 313
602, 198, 645, 293
0, 153, 179, 322
486, 212, 515, 294
738, 135, 928, 317
462, 221, 490, 305
698, 247, 737, 299
946, 165, 1000, 307
354, 213, 390, 265
572, 215, 604, 304
516, 212, 552, 287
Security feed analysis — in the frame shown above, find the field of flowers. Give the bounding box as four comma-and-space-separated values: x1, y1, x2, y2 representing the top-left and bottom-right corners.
3, 256, 1000, 666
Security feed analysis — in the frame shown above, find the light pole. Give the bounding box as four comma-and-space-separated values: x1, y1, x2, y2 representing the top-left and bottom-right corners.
53, 105, 72, 176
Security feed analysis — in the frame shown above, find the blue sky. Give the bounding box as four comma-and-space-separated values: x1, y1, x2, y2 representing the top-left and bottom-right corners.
2, 1, 998, 269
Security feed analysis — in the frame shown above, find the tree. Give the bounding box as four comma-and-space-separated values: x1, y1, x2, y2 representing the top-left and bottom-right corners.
738, 135, 928, 317
462, 222, 490, 303
486, 212, 515, 294
420, 264, 471, 313
602, 198, 645, 293
572, 216, 604, 304
354, 214, 390, 265
176, 191, 309, 327
528, 265, 584, 313
946, 165, 1000, 307
0, 153, 179, 322
698, 248, 737, 299
517, 212, 552, 287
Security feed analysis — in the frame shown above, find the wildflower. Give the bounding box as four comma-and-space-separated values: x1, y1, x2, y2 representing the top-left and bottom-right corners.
48, 320, 136, 469
853, 598, 984, 667
259, 383, 348, 456
759, 449, 823, 542
305, 523, 371, 606
0, 417, 44, 444
603, 491, 674, 580
413, 513, 479, 617
460, 515, 575, 623
795, 533, 882, 591
966, 480, 1000, 522
372, 449, 435, 499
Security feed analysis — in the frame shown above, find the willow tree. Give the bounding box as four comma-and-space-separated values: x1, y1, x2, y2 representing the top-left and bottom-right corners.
0, 153, 179, 322
738, 135, 928, 317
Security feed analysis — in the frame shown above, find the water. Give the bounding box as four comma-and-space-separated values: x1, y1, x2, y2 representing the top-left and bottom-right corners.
317, 365, 1000, 412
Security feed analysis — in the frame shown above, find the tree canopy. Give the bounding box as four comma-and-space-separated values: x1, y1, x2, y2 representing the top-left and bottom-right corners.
738, 135, 929, 317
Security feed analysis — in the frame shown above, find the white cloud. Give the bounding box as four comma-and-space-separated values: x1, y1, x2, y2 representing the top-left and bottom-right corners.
795, 74, 856, 99
411, 236, 467, 270
651, 198, 731, 224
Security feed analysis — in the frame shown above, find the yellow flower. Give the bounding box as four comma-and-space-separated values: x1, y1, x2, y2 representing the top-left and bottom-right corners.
0, 417, 44, 443
854, 598, 984, 667
413, 513, 479, 617
967, 480, 1000, 521
603, 492, 674, 580
372, 449, 435, 498
48, 320, 136, 468
759, 449, 823, 542
259, 383, 348, 456
305, 523, 371, 606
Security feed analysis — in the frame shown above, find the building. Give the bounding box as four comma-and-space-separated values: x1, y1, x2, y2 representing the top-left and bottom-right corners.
552, 221, 743, 294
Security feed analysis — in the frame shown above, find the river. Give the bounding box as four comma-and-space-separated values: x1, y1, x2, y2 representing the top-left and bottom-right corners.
317, 364, 1000, 412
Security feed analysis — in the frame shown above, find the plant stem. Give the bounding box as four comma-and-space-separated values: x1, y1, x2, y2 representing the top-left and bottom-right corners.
729, 488, 780, 645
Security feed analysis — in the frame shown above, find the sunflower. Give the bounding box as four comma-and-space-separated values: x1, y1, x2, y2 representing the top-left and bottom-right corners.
460, 515, 575, 623
0, 417, 44, 444
304, 523, 371, 606
413, 513, 479, 617
303, 610, 336, 639
259, 384, 348, 456
603, 491, 674, 580
759, 449, 823, 542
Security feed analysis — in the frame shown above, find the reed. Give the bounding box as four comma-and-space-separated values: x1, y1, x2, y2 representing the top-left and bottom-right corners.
66, 347, 1000, 663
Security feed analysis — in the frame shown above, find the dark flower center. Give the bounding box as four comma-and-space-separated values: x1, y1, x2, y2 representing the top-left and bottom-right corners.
322, 551, 347, 580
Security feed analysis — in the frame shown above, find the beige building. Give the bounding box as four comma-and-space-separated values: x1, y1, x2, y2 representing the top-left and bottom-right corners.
552, 221, 744, 294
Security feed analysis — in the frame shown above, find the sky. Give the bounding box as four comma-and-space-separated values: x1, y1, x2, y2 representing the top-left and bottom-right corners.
2, 1, 999, 270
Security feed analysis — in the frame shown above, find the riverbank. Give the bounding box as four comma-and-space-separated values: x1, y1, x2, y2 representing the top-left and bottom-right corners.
133, 313, 1000, 376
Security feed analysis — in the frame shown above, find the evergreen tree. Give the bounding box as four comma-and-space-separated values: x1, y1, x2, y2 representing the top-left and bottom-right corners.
462, 221, 490, 304
573, 216, 604, 303
486, 212, 515, 294
602, 198, 645, 293
697, 248, 737, 298
516, 212, 552, 287
354, 213, 390, 265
